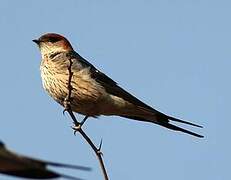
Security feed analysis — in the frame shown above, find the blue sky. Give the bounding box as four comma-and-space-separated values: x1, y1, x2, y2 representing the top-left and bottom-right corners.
0, 0, 229, 179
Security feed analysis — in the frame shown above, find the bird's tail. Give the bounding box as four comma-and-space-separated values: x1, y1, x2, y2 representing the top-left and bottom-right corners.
45, 161, 91, 171
121, 107, 203, 138
155, 116, 203, 138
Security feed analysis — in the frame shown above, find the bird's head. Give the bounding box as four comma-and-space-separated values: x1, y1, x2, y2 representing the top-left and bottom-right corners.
33, 33, 73, 58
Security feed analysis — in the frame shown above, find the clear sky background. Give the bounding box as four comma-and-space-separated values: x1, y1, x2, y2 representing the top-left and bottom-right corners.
0, 0, 228, 180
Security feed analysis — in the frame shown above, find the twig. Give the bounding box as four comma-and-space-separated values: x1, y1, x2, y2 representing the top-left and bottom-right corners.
63, 55, 109, 180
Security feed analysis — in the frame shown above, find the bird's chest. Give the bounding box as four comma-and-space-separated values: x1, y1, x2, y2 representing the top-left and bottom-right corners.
40, 59, 107, 115
40, 60, 69, 104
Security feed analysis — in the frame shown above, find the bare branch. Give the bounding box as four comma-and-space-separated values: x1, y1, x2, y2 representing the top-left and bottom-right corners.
63, 55, 109, 180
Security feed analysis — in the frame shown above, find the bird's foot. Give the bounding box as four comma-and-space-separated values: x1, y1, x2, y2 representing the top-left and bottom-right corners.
62, 97, 74, 115
63, 97, 73, 110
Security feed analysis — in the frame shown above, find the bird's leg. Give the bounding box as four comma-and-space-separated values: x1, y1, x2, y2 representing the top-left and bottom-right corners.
63, 97, 73, 114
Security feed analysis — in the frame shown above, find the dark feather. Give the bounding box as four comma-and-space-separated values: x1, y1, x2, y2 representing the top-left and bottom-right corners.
1, 169, 60, 179
0, 142, 89, 179
74, 52, 203, 137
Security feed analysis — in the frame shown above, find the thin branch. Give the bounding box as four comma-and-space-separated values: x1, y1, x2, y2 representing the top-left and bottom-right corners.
69, 110, 108, 180
63, 55, 109, 180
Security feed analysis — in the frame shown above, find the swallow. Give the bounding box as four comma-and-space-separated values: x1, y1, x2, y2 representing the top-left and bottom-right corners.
33, 33, 203, 138
0, 140, 91, 179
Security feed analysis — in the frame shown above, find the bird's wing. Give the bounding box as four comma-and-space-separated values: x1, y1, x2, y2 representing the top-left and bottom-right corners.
74, 53, 203, 138
0, 144, 87, 180
73, 52, 155, 110
0, 147, 59, 179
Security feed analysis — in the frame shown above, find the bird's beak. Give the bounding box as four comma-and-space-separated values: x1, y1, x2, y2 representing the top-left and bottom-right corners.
32, 39, 40, 45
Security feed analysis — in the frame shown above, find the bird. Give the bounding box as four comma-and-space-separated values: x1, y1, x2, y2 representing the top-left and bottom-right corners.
0, 140, 91, 179
33, 33, 203, 138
